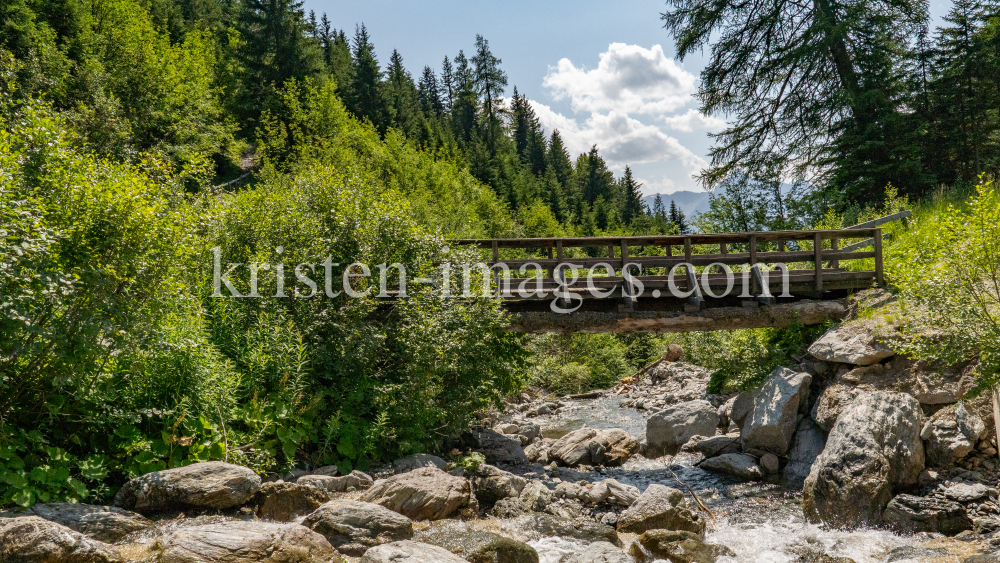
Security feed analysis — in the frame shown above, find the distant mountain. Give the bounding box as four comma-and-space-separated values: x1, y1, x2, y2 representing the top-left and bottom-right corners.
642, 190, 712, 218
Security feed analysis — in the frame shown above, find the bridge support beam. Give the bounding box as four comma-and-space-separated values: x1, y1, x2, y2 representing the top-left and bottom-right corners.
507, 300, 846, 334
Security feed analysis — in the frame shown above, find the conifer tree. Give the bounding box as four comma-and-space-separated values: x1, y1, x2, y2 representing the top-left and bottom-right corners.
547, 130, 573, 188
418, 66, 444, 116
384, 49, 420, 137
441, 56, 455, 111
472, 34, 507, 154
328, 29, 354, 98
349, 24, 385, 131
620, 166, 645, 224
653, 194, 667, 221
669, 200, 689, 233
451, 50, 478, 141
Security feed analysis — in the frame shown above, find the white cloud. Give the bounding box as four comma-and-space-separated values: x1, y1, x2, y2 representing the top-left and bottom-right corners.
636, 176, 677, 196
530, 100, 707, 172
543, 43, 697, 116
662, 109, 727, 133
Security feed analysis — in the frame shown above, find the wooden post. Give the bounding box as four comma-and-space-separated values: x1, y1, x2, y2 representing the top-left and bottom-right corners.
720, 242, 727, 255
548, 243, 555, 280
491, 240, 499, 263
830, 238, 839, 269
814, 232, 823, 293
749, 234, 758, 294
621, 239, 629, 264
608, 245, 614, 258
874, 229, 884, 286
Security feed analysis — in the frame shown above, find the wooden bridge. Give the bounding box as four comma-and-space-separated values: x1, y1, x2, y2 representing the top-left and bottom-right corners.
450, 213, 905, 333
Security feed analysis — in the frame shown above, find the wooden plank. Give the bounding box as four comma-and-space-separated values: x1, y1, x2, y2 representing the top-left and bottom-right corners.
874, 228, 884, 286
450, 228, 880, 249
749, 234, 758, 293
814, 231, 823, 292
847, 210, 911, 230
554, 240, 563, 281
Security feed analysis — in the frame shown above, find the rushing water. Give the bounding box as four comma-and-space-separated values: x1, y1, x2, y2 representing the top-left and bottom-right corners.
522, 394, 981, 563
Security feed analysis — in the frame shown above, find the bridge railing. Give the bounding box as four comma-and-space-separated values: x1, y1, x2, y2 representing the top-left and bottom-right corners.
450, 227, 885, 308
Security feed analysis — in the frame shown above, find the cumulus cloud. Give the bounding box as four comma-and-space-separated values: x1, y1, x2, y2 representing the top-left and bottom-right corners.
530, 100, 707, 172
543, 43, 697, 115
662, 109, 727, 133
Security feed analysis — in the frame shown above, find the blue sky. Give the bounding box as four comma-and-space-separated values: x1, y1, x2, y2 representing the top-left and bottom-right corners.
303, 0, 954, 196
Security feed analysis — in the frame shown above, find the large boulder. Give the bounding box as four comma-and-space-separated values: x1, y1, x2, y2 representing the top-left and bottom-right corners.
302, 499, 413, 556
393, 454, 448, 473
360, 467, 476, 520
697, 453, 763, 481
645, 400, 719, 457
922, 403, 987, 468
679, 435, 741, 459
298, 470, 374, 493
548, 428, 639, 467
415, 522, 539, 563
361, 540, 467, 563
113, 461, 261, 513
251, 482, 330, 522
882, 494, 972, 536
519, 514, 620, 546
616, 484, 706, 536
0, 516, 123, 563
0, 503, 152, 543
468, 430, 529, 466
523, 439, 554, 465
803, 391, 925, 528
135, 520, 340, 563
628, 530, 735, 563
811, 384, 858, 431
560, 542, 632, 563
807, 325, 896, 366
729, 393, 753, 430
740, 367, 812, 455
470, 465, 527, 507
783, 419, 826, 487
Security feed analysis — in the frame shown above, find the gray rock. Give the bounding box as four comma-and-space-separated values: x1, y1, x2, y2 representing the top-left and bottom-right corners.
360, 467, 476, 520
698, 453, 764, 481
680, 435, 741, 458
923, 404, 987, 467
519, 424, 541, 440
524, 439, 553, 465
0, 503, 152, 543
113, 461, 261, 513
964, 553, 1000, 563
729, 393, 754, 430
303, 499, 413, 556
470, 465, 527, 507
393, 454, 448, 472
760, 453, 780, 474
133, 520, 340, 563
547, 428, 640, 468
298, 470, 374, 493
645, 400, 720, 457
0, 516, 123, 563
559, 541, 631, 563
519, 514, 620, 546
586, 479, 640, 506
882, 494, 972, 536
807, 325, 896, 366
311, 465, 339, 477
783, 419, 826, 487
497, 423, 521, 435
251, 482, 330, 522
616, 484, 706, 536
469, 430, 530, 466
741, 367, 812, 455
945, 482, 990, 502
804, 392, 925, 529
811, 384, 858, 432
629, 529, 735, 563
414, 522, 539, 563
885, 546, 949, 562
361, 540, 467, 563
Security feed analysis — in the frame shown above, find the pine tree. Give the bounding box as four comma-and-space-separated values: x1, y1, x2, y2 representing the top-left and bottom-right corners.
653, 194, 667, 221
472, 34, 508, 154
440, 56, 455, 111
451, 50, 478, 142
620, 166, 645, 224
349, 24, 385, 131
547, 130, 573, 187
669, 200, 689, 234
418, 66, 443, 116
579, 146, 616, 206
328, 29, 354, 98
383, 49, 420, 136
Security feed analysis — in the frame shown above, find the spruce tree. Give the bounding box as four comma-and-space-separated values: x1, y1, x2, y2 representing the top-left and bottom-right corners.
472, 34, 507, 154
383, 49, 420, 136
653, 194, 667, 222
669, 200, 689, 234
418, 66, 444, 116
441, 56, 455, 111
328, 29, 354, 98
620, 166, 645, 224
547, 130, 573, 187
451, 50, 478, 142
349, 24, 385, 131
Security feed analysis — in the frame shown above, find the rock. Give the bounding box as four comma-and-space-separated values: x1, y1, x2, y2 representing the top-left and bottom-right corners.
679, 435, 741, 458
520, 514, 620, 546
518, 424, 541, 440
645, 400, 720, 457
616, 484, 706, 536
885, 546, 949, 562
664, 344, 684, 362
793, 552, 857, 563
548, 428, 640, 467
393, 454, 448, 472
113, 461, 261, 513
964, 553, 1000, 563
807, 325, 896, 366
729, 393, 753, 430
131, 520, 340, 563
740, 367, 812, 455
298, 470, 374, 493
470, 465, 526, 507
469, 430, 529, 466
0, 503, 152, 543
882, 494, 973, 536
0, 516, 123, 563
560, 541, 631, 563
414, 522, 539, 563
923, 404, 988, 467
497, 423, 521, 435
302, 499, 413, 556
698, 453, 764, 481
783, 419, 826, 487
360, 467, 476, 520
518, 481, 552, 512
760, 453, 780, 474
945, 482, 990, 502
524, 439, 553, 465
646, 362, 714, 400
811, 384, 858, 432
312, 465, 340, 477
251, 482, 330, 522
587, 479, 640, 506
803, 391, 925, 528
361, 540, 467, 563
629, 530, 735, 563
